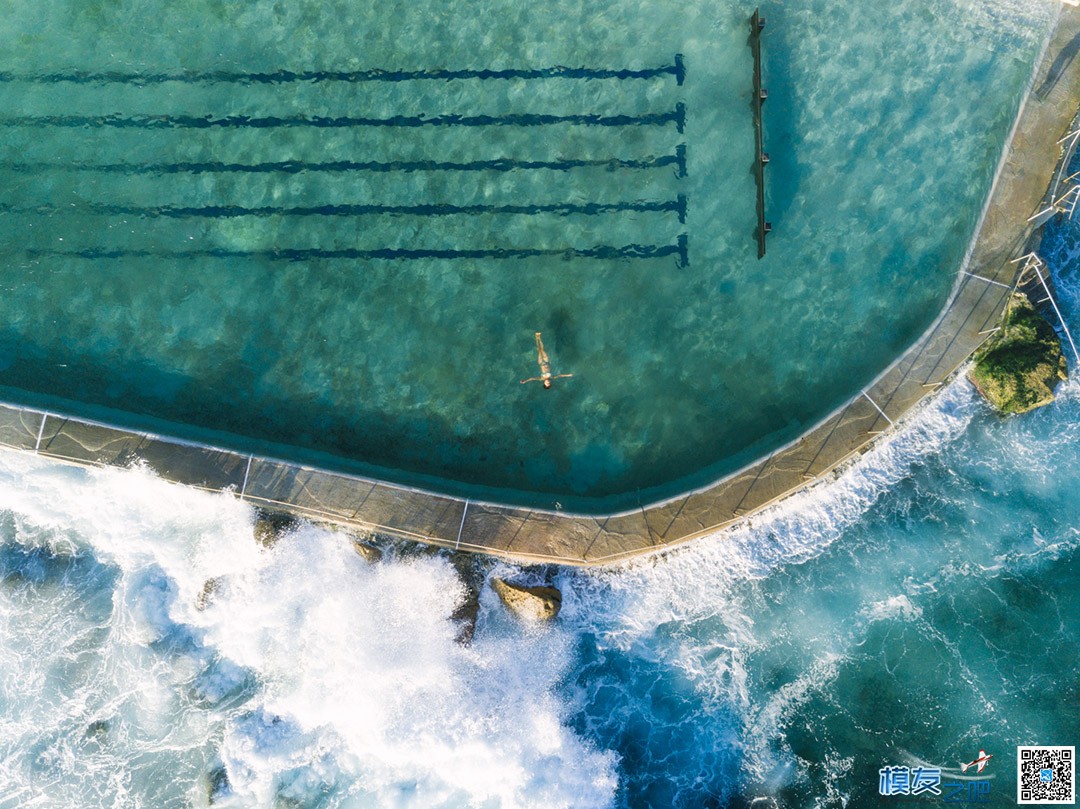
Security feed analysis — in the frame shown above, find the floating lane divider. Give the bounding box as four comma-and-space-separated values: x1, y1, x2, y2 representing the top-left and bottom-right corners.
20, 236, 690, 266
751, 8, 771, 259
0, 55, 685, 86
0, 106, 686, 132
1, 196, 688, 223
0, 146, 688, 177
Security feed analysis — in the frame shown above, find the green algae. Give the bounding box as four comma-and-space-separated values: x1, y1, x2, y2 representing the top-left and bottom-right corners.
969, 292, 1067, 415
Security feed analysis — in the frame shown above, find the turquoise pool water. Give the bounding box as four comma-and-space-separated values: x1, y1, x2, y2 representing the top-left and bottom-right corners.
0, 0, 1055, 510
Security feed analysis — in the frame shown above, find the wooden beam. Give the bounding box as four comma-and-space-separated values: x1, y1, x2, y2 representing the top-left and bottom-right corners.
751, 9, 770, 258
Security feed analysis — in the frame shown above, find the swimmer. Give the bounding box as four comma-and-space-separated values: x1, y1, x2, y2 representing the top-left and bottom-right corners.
520, 331, 573, 389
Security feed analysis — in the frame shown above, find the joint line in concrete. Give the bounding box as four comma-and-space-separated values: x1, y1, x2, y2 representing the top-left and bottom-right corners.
240, 455, 253, 498
455, 500, 470, 550
862, 391, 894, 426
34, 412, 47, 452
961, 270, 1011, 289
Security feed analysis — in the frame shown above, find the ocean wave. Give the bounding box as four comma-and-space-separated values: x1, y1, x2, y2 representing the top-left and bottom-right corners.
861, 594, 924, 623
0, 455, 617, 808
567, 380, 978, 633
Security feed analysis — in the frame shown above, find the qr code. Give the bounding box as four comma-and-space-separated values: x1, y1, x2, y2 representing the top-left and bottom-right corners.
1018, 746, 1074, 804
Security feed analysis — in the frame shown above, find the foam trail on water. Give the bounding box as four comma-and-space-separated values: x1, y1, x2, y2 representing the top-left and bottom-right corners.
548, 188, 1080, 800
565, 380, 979, 631
544, 377, 984, 805
0, 455, 617, 808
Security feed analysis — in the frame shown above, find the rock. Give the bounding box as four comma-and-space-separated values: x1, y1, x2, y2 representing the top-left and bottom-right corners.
206, 763, 230, 805
84, 719, 109, 742
491, 578, 562, 622
969, 292, 1068, 415
351, 538, 383, 563
195, 577, 222, 611
452, 591, 481, 645
252, 510, 297, 548
450, 555, 485, 645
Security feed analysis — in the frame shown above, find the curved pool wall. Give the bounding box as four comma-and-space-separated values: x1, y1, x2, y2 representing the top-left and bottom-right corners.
1, 4, 1078, 544
0, 0, 1063, 512
2, 4, 1078, 565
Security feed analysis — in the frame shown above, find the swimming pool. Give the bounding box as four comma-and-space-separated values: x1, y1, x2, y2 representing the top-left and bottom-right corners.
0, 0, 1056, 512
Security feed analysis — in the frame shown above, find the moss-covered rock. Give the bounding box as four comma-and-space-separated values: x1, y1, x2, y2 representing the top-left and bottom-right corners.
969, 293, 1067, 415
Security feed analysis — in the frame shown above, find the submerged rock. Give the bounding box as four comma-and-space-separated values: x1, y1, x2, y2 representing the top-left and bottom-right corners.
206, 763, 230, 805
195, 577, 222, 611
351, 538, 383, 563
969, 292, 1067, 415
84, 719, 109, 742
452, 597, 480, 646
252, 510, 298, 549
491, 578, 562, 622
450, 555, 485, 645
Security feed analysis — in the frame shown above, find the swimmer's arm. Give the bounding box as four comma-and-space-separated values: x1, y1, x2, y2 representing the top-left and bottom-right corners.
520, 376, 542, 384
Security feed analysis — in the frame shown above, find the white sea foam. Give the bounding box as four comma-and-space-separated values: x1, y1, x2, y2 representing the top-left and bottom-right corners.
569, 380, 979, 628
205, 531, 617, 808
740, 653, 844, 786
862, 594, 923, 623
0, 454, 617, 808
547, 376, 985, 803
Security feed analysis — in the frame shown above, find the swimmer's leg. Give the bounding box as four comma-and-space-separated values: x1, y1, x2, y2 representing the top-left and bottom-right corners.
535, 332, 549, 365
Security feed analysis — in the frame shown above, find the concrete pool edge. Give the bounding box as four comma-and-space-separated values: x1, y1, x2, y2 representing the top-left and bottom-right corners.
1, 8, 1077, 566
